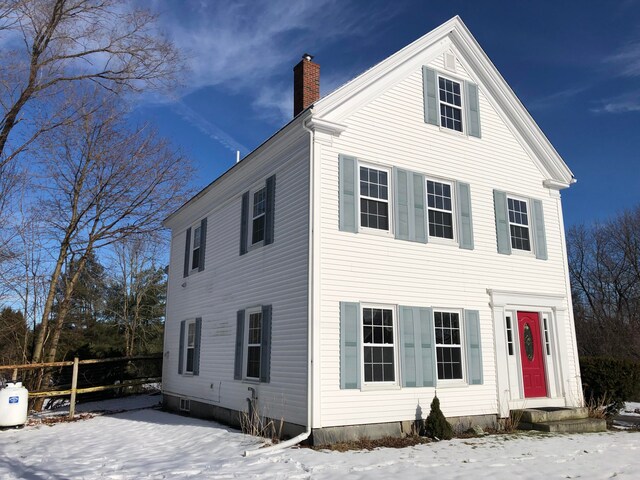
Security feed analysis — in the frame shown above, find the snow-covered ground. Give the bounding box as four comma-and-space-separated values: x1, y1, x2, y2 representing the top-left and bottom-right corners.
1, 396, 639, 479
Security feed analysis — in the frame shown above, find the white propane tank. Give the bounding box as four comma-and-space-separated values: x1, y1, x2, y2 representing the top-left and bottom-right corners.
0, 382, 29, 427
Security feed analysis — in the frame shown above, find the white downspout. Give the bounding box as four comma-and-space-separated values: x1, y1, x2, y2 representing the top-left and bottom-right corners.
244, 112, 315, 456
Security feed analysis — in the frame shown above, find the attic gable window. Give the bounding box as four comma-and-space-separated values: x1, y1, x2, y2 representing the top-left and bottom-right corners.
423, 67, 480, 138
438, 76, 463, 132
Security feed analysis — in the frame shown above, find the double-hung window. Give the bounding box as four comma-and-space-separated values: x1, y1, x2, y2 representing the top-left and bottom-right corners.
251, 187, 267, 245
245, 310, 262, 380
507, 196, 531, 252
239, 175, 275, 256
191, 225, 201, 270
426, 179, 455, 240
362, 306, 396, 383
438, 76, 463, 132
434, 310, 463, 381
359, 165, 390, 231
185, 320, 196, 374
234, 305, 272, 383
183, 219, 207, 277
179, 317, 201, 376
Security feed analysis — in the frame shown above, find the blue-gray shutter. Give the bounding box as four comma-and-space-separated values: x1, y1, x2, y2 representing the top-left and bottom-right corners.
193, 317, 202, 375
394, 168, 427, 243
419, 307, 436, 387
239, 192, 249, 255
339, 155, 358, 233
264, 175, 276, 246
340, 301, 360, 389
198, 218, 207, 272
493, 190, 511, 255
400, 306, 436, 387
530, 198, 548, 260
465, 81, 481, 138
413, 173, 427, 243
183, 228, 191, 278
178, 320, 186, 374
395, 168, 410, 241
234, 310, 245, 380
423, 67, 438, 126
464, 310, 483, 385
399, 307, 419, 387
260, 305, 272, 383
456, 181, 474, 250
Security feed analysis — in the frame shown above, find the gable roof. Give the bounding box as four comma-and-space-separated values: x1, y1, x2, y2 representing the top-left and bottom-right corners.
311, 16, 575, 188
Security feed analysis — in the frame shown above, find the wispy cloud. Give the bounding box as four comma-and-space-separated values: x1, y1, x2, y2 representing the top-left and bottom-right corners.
171, 99, 250, 155
152, 0, 391, 94
604, 41, 640, 77
138, 0, 397, 150
528, 85, 591, 111
591, 91, 640, 114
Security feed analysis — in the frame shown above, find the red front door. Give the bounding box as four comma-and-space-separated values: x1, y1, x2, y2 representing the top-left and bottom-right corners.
517, 311, 547, 398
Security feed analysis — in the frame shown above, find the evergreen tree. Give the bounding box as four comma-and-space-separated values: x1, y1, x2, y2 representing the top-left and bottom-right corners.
424, 395, 453, 440
0, 306, 28, 365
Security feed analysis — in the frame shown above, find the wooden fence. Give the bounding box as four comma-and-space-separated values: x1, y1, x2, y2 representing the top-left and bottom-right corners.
0, 354, 162, 418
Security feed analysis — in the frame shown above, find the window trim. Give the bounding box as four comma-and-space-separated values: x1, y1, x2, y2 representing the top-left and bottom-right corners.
360, 303, 399, 388
425, 176, 457, 244
433, 308, 466, 384
357, 162, 393, 236
506, 194, 534, 255
183, 319, 196, 375
242, 307, 263, 381
436, 72, 465, 134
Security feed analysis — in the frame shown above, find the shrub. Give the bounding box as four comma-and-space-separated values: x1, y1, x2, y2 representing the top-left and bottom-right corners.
580, 356, 640, 416
424, 395, 453, 440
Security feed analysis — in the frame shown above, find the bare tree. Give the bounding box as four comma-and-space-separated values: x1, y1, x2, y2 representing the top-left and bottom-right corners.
568, 206, 640, 361
30, 93, 192, 378
0, 0, 181, 170
105, 235, 166, 357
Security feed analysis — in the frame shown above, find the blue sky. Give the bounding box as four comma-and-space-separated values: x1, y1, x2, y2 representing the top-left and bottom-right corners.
135, 0, 640, 227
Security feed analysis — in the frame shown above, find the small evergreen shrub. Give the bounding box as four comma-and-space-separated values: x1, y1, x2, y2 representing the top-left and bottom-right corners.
580, 356, 640, 415
424, 395, 453, 440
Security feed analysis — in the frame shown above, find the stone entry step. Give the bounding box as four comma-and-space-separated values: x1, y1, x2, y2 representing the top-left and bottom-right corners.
512, 407, 607, 433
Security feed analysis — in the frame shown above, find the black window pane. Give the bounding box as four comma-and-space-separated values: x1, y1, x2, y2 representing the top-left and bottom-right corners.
363, 326, 373, 343
191, 248, 200, 270
186, 349, 194, 373
383, 363, 395, 382
373, 327, 382, 344
383, 326, 393, 344
364, 346, 372, 363
252, 216, 265, 244
372, 364, 383, 382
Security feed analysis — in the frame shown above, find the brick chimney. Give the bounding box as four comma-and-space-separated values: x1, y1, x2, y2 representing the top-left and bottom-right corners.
293, 53, 320, 117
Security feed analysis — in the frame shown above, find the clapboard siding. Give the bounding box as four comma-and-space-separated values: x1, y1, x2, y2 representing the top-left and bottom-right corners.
163, 126, 309, 426
315, 50, 575, 427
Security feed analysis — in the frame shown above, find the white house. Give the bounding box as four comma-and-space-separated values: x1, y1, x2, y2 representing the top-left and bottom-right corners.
162, 16, 585, 443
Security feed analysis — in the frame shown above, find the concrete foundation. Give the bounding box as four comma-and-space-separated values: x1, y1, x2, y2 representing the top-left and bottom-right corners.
163, 393, 498, 445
